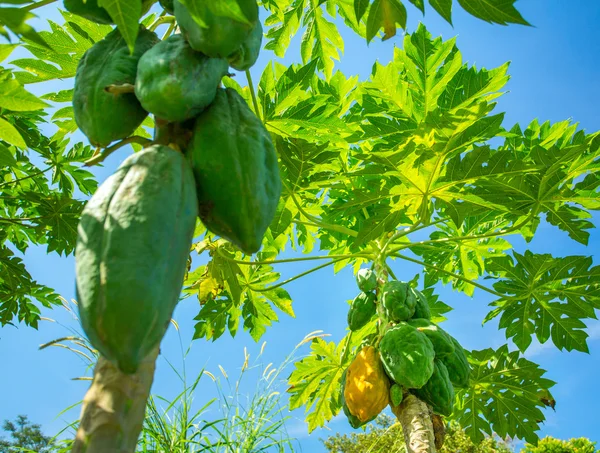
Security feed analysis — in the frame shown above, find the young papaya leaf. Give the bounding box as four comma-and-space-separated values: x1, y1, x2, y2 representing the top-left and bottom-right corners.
429, 0, 452, 23
0, 75, 48, 111
0, 116, 26, 148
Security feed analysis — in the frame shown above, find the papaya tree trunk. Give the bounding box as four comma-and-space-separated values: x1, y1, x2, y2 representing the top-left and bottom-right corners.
71, 347, 159, 453
392, 394, 437, 453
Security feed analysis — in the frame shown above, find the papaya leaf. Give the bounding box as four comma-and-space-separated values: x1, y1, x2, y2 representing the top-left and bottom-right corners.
98, 0, 141, 53
453, 346, 555, 444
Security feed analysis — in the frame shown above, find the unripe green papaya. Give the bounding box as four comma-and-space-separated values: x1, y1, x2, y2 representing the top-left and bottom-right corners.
382, 281, 417, 322
228, 20, 262, 71
174, 0, 258, 58
73, 27, 159, 147
347, 292, 376, 331
411, 288, 432, 320
413, 360, 455, 416
440, 337, 471, 388
356, 268, 377, 292
390, 384, 404, 407
186, 88, 281, 254
76, 145, 198, 374
407, 318, 455, 358
135, 34, 228, 122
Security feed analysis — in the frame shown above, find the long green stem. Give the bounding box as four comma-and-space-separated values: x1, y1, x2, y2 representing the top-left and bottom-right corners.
148, 12, 171, 32
388, 212, 536, 256
84, 136, 152, 167
249, 257, 348, 292
391, 253, 505, 298
245, 70, 262, 122
216, 247, 369, 266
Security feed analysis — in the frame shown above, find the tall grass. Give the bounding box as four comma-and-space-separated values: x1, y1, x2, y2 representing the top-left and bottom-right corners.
39, 299, 305, 452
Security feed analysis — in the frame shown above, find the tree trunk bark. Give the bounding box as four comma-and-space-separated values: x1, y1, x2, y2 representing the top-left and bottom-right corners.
392, 394, 437, 453
71, 347, 159, 453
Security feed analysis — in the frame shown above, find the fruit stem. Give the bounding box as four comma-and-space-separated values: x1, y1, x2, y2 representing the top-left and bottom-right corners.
84, 136, 152, 167
104, 83, 136, 95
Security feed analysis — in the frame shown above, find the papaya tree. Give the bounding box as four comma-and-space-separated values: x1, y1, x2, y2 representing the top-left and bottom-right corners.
0, 1, 598, 453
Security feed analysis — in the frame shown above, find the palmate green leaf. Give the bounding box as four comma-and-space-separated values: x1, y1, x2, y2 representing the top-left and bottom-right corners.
189, 242, 295, 341
287, 322, 377, 432
457, 0, 529, 26
12, 13, 111, 84
264, 0, 305, 58
454, 345, 555, 444
485, 251, 600, 353
0, 244, 61, 327
300, 4, 344, 79
0, 43, 17, 62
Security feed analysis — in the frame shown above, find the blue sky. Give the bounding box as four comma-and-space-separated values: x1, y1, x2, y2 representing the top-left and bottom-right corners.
1, 1, 600, 451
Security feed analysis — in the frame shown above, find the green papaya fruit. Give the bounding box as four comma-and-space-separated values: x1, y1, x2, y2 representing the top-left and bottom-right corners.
382, 280, 417, 322
413, 360, 455, 416
228, 20, 262, 71
407, 318, 455, 358
440, 337, 471, 388
411, 288, 432, 320
64, 0, 155, 24
390, 384, 404, 407
347, 292, 376, 331
356, 268, 377, 292
174, 0, 258, 58
73, 27, 159, 147
135, 34, 228, 122
379, 322, 435, 389
76, 145, 198, 374
186, 88, 281, 254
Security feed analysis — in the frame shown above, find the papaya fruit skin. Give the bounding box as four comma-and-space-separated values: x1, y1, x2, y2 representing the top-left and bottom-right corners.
73, 27, 159, 147
382, 280, 417, 322
411, 288, 432, 320
440, 337, 471, 388
343, 346, 390, 423
379, 322, 435, 389
413, 360, 455, 416
341, 370, 373, 429
135, 34, 228, 122
228, 20, 263, 71
356, 268, 377, 293
76, 145, 198, 374
187, 88, 281, 254
407, 318, 455, 358
347, 292, 376, 331
174, 0, 257, 58
64, 0, 113, 24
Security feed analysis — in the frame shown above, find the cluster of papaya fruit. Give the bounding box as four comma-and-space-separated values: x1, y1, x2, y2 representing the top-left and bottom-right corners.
342, 269, 471, 428
70, 0, 281, 374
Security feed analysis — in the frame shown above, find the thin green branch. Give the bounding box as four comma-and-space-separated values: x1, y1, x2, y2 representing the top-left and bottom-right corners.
215, 247, 369, 266
249, 257, 348, 292
246, 70, 262, 123
148, 12, 171, 32
391, 253, 506, 299
0, 167, 52, 189
84, 136, 152, 167
388, 212, 536, 255
162, 21, 176, 40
